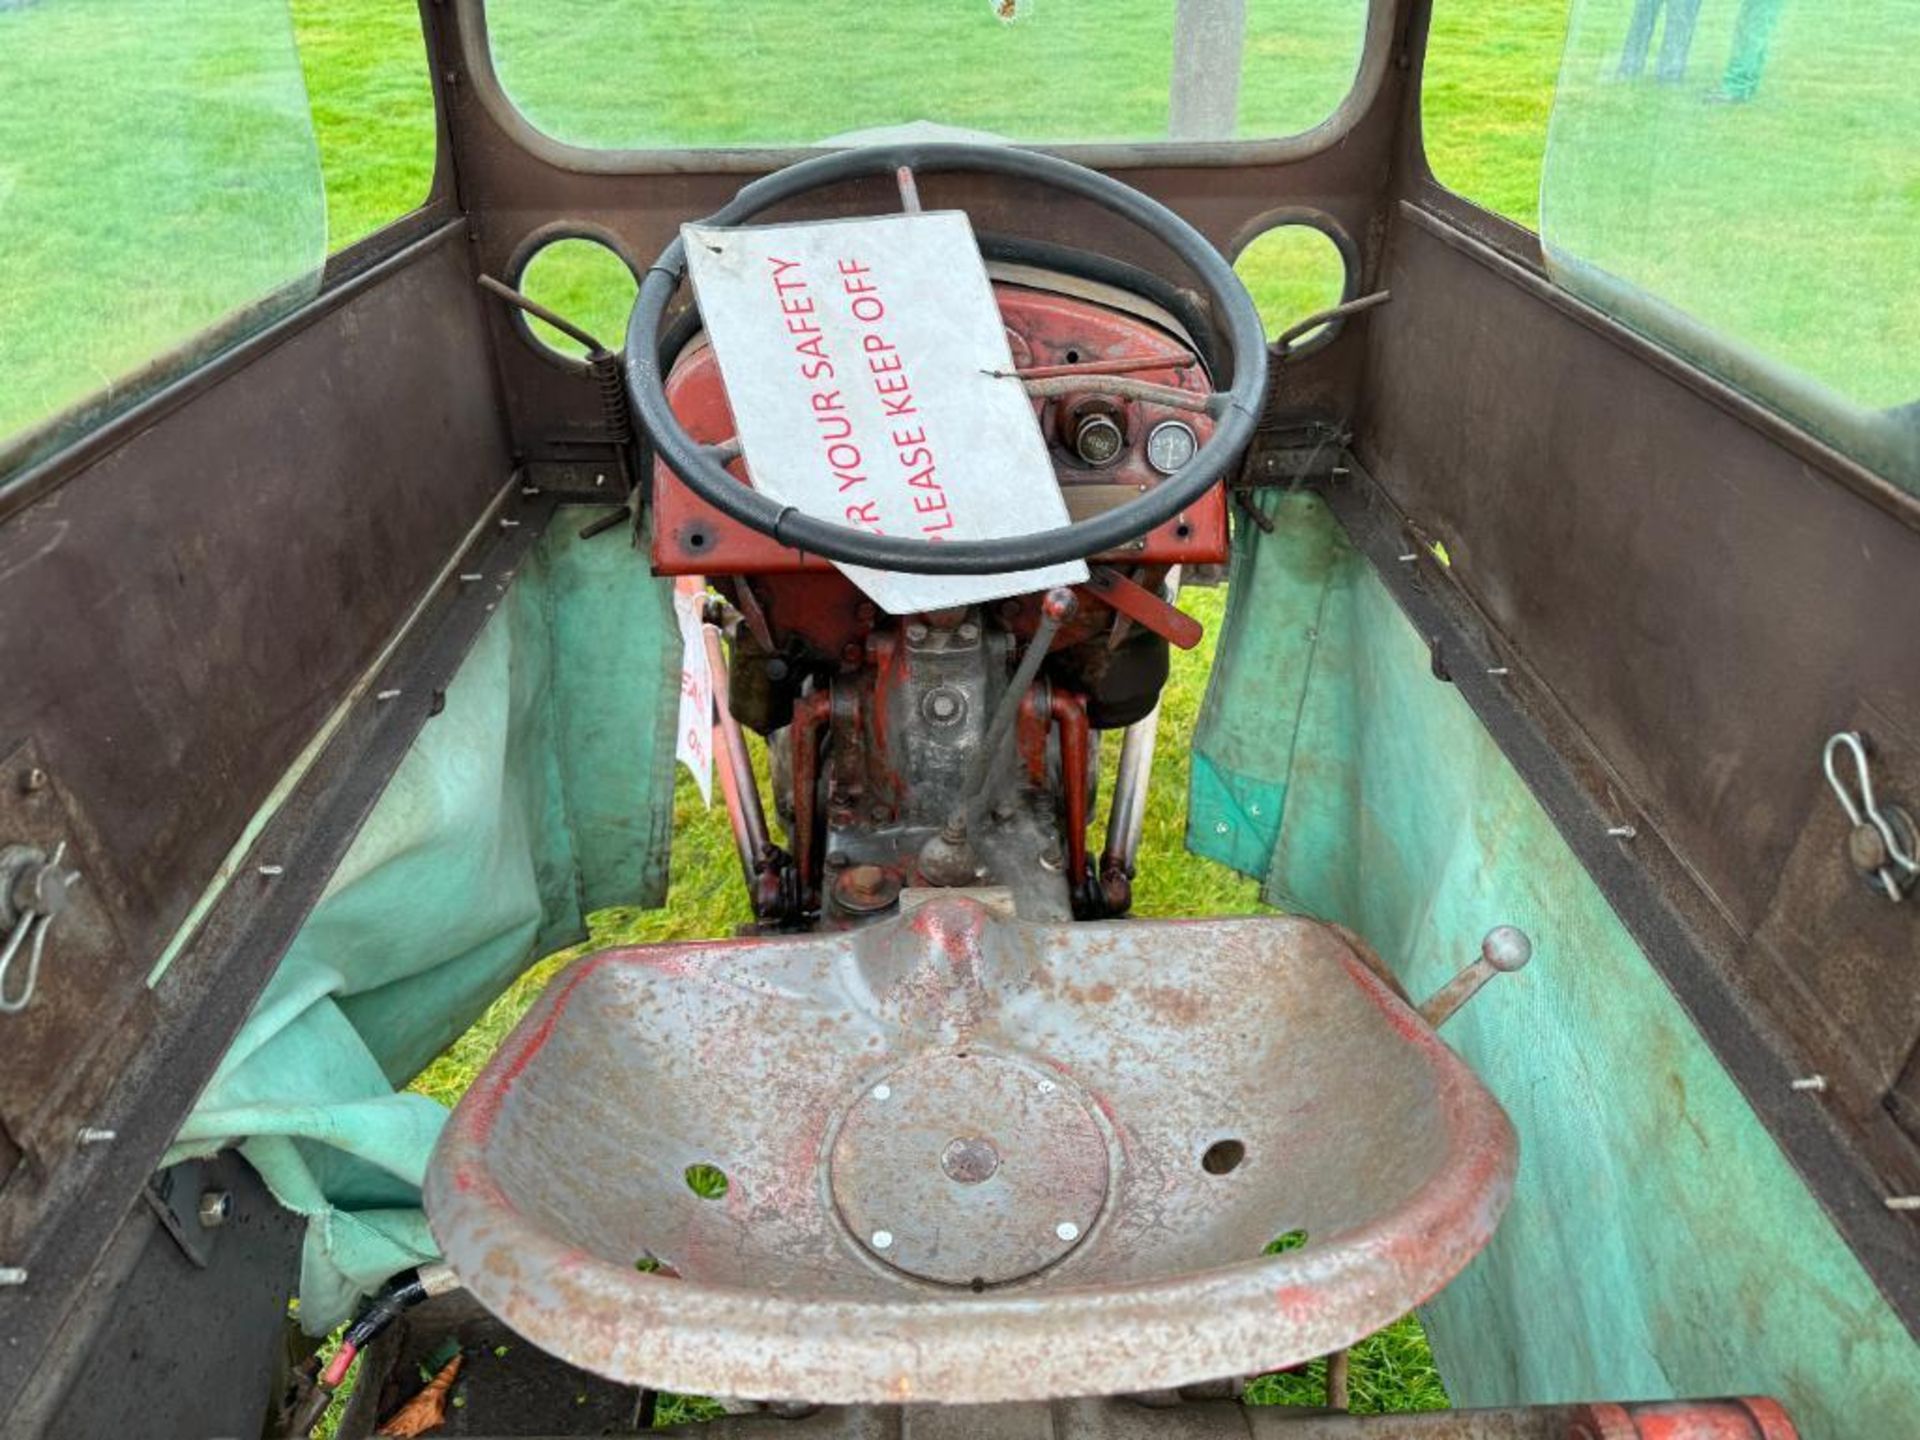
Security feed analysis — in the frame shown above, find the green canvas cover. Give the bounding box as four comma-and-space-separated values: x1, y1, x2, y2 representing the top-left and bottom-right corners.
169, 526, 679, 1332
1190, 491, 1920, 1437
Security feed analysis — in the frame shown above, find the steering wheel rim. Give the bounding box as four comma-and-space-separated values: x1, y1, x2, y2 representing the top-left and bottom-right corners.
625, 141, 1268, 577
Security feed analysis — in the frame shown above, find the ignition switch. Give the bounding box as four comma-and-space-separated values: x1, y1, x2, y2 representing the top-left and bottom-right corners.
1058, 395, 1131, 468
1073, 413, 1125, 467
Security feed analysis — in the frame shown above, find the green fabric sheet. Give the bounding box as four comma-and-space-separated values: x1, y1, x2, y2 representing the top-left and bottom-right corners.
169, 526, 679, 1333
1190, 491, 1920, 1439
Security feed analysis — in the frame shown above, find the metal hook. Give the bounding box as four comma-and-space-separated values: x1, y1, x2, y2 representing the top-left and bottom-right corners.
1823, 732, 1918, 902
0, 841, 77, 1015
0, 912, 51, 1015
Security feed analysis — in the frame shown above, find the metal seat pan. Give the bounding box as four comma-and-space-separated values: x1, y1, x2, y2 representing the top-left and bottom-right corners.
425, 897, 1515, 1404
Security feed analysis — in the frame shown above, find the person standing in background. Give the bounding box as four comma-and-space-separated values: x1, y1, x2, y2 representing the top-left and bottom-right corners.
1618, 0, 1704, 82
1708, 0, 1788, 101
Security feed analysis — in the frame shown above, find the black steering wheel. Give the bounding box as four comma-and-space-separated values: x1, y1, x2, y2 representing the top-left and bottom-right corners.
626, 142, 1268, 577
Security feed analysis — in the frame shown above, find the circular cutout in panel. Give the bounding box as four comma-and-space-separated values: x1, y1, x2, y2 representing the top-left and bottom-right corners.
1233, 223, 1351, 353
514, 234, 639, 361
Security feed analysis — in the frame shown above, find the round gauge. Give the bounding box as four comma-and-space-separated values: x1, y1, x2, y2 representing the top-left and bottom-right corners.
1145, 420, 1198, 475
1073, 413, 1125, 467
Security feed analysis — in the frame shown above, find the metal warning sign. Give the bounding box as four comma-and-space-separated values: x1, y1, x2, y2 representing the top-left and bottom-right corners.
682, 211, 1087, 613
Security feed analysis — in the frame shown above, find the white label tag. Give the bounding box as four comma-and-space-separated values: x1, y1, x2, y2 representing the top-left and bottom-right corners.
673, 582, 714, 807
682, 212, 1087, 613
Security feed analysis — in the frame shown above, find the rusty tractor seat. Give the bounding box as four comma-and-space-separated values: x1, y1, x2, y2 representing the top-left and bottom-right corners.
424, 897, 1516, 1405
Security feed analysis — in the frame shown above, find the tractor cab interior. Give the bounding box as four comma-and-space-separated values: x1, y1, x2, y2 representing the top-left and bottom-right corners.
0, 2, 1916, 1439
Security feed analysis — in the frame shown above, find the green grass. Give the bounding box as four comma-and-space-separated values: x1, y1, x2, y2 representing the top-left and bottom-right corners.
1423, 0, 1573, 225
0, 0, 437, 463
1539, 0, 1919, 408
289, 0, 438, 251
1424, 0, 1920, 410
485, 0, 1367, 150
0, 0, 324, 456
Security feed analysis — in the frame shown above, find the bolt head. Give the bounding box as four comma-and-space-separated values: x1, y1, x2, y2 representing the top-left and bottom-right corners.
905, 623, 930, 644
1055, 1221, 1081, 1242
20, 767, 48, 795
940, 1136, 1000, 1185
871, 1229, 894, 1250
922, 687, 967, 726
836, 864, 900, 914
197, 1190, 233, 1229
1848, 823, 1891, 874
1481, 925, 1533, 973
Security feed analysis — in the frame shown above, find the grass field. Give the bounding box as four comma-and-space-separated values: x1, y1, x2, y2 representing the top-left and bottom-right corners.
4, 0, 1611, 1425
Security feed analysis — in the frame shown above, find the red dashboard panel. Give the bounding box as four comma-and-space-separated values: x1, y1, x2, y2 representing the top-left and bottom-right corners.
649, 283, 1228, 583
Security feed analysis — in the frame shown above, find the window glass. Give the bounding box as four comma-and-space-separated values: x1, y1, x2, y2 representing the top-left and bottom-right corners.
516, 237, 640, 360
1541, 0, 1920, 491
290, 0, 439, 251
1420, 0, 1573, 228
484, 0, 1370, 151
1234, 224, 1349, 346
0, 0, 325, 477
